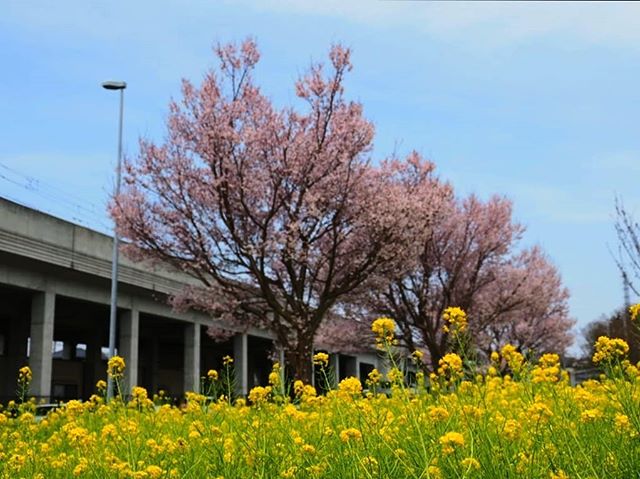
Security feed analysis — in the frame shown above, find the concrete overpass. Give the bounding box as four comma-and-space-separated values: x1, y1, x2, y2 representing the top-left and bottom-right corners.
0, 198, 380, 403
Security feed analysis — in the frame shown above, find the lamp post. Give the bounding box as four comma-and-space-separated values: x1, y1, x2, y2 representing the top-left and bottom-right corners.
102, 80, 126, 400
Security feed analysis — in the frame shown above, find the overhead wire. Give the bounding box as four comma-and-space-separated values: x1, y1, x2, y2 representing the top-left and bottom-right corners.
0, 160, 114, 234
0, 161, 106, 216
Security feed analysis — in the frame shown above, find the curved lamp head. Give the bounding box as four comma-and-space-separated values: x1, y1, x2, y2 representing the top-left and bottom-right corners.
101, 80, 127, 90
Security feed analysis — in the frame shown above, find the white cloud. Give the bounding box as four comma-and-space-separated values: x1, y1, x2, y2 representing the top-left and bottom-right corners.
8, 1, 640, 51
241, 1, 640, 50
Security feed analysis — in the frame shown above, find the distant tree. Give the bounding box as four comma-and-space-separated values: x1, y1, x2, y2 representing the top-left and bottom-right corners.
111, 39, 447, 382
615, 197, 640, 296
363, 193, 574, 369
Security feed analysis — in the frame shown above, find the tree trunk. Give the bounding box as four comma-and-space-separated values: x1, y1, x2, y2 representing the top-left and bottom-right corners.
285, 339, 314, 384
428, 342, 444, 371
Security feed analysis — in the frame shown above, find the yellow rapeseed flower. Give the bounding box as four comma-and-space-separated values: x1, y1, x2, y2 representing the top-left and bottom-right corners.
367, 368, 382, 385
427, 466, 442, 479
17, 366, 32, 385
130, 386, 151, 408
615, 413, 630, 430
72, 458, 89, 476
442, 306, 467, 335
248, 386, 272, 405
146, 465, 164, 478
107, 355, 126, 379
437, 353, 464, 381
630, 303, 640, 322
532, 353, 561, 383
427, 406, 450, 421
371, 317, 396, 347
6, 315, 640, 479
281, 467, 297, 478
313, 352, 329, 367
580, 408, 603, 423
592, 336, 629, 364
301, 444, 316, 454
527, 402, 553, 423
298, 384, 317, 402
339, 428, 362, 442
96, 379, 107, 393
132, 386, 148, 399
387, 367, 404, 384
361, 456, 378, 468
268, 371, 280, 387
338, 377, 362, 396
539, 353, 560, 368
461, 457, 480, 470
439, 431, 465, 455
501, 344, 524, 372
502, 419, 520, 440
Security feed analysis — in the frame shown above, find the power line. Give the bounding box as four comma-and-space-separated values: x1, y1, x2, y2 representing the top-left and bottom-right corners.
0, 161, 113, 233
0, 161, 106, 216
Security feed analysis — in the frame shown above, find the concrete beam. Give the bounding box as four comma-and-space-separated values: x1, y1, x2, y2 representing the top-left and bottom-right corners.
29, 291, 55, 399
0, 262, 275, 340
183, 323, 201, 393
119, 309, 139, 395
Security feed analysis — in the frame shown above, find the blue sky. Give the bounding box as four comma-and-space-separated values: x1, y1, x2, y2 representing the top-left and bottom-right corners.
2, 1, 640, 351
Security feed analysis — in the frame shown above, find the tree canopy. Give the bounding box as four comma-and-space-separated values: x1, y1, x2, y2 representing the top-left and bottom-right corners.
112, 38, 573, 380
112, 39, 448, 380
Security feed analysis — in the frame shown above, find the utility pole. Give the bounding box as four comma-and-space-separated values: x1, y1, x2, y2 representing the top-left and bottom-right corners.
102, 80, 127, 400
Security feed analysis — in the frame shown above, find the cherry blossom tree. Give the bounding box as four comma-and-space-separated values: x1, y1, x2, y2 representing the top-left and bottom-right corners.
364, 193, 574, 369
314, 312, 375, 356
473, 246, 574, 356
111, 39, 447, 381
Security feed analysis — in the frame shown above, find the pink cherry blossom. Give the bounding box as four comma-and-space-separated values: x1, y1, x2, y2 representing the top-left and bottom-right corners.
361, 193, 574, 369
111, 39, 448, 381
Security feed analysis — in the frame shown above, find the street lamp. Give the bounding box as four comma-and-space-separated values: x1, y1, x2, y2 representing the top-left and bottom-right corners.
102, 80, 126, 400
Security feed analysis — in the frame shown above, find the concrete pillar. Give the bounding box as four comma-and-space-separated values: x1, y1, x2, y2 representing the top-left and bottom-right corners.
279, 347, 286, 385
119, 309, 139, 394
29, 291, 55, 400
183, 322, 201, 393
233, 333, 248, 396
4, 313, 29, 399
330, 353, 340, 386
